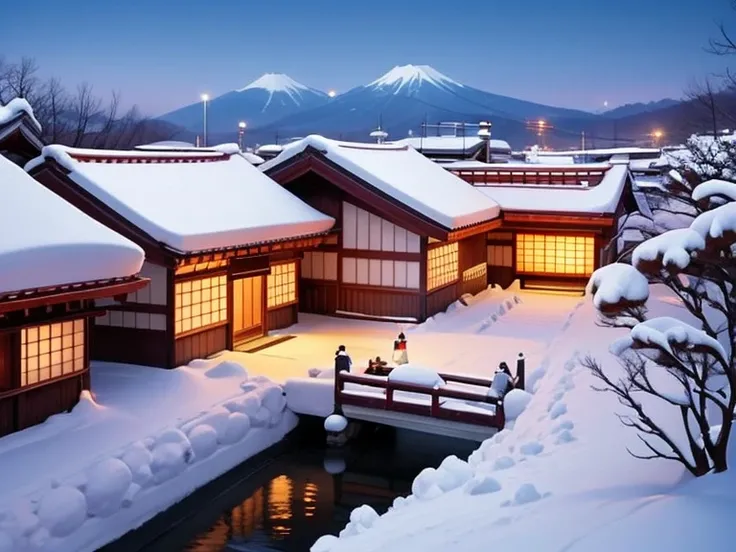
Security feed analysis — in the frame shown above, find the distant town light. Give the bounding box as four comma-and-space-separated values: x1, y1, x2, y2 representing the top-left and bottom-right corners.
239, 121, 247, 129
537, 119, 546, 128
201, 93, 209, 102
653, 129, 663, 139
328, 90, 337, 98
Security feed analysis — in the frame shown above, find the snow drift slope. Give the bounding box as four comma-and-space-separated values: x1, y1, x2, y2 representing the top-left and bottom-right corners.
316, 287, 736, 552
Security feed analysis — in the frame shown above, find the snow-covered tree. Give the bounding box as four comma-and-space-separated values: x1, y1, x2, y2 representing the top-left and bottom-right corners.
585, 177, 736, 476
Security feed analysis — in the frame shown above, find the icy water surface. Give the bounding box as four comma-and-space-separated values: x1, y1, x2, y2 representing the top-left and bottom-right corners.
131, 426, 476, 552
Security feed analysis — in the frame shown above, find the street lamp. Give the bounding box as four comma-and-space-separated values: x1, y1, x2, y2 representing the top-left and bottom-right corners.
201, 93, 209, 147
238, 121, 247, 150
328, 90, 337, 98
652, 129, 663, 147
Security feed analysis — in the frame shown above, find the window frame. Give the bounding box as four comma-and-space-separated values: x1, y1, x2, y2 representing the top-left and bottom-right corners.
267, 262, 298, 309
427, 242, 459, 292
20, 319, 86, 388
174, 274, 228, 336
515, 233, 595, 276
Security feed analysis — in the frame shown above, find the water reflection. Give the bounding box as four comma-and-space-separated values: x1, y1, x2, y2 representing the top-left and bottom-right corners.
176, 428, 477, 552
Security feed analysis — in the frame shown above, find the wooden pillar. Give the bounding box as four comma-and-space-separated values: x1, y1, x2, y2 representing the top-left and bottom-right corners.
165, 266, 177, 368
418, 236, 428, 322
516, 353, 525, 390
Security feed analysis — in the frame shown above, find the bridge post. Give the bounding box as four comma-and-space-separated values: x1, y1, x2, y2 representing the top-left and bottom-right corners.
334, 370, 344, 415
516, 353, 525, 390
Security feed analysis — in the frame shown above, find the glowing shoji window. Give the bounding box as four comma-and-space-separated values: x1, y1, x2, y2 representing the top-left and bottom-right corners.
267, 262, 297, 308
21, 320, 85, 386
175, 275, 227, 335
427, 242, 459, 291
515, 234, 595, 275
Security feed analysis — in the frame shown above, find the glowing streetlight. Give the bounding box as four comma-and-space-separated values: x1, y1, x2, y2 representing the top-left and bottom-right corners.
327, 90, 337, 98
200, 93, 210, 147
652, 129, 664, 147
238, 121, 247, 150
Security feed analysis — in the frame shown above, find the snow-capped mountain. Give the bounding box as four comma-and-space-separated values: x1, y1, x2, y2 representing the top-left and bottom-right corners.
601, 98, 680, 119
158, 73, 329, 133
255, 64, 596, 146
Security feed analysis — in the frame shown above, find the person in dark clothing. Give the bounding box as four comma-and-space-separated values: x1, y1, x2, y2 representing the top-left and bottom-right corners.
498, 362, 514, 393
334, 344, 352, 373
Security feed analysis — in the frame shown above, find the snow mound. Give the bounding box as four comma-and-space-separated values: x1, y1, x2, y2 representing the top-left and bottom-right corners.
312, 534, 339, 552
151, 442, 192, 484
220, 412, 251, 445
503, 389, 532, 420
325, 414, 349, 433
388, 365, 446, 388
204, 361, 248, 379
37, 486, 87, 538
188, 424, 219, 460
512, 483, 542, 505
85, 458, 133, 518
464, 474, 502, 496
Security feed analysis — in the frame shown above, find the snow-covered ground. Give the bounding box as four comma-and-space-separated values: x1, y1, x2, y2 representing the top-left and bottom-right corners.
227, 284, 579, 384
0, 358, 296, 552
312, 285, 736, 552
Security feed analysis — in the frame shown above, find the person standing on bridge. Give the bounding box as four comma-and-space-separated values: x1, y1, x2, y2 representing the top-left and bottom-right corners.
392, 332, 409, 365
335, 344, 352, 374
488, 362, 512, 399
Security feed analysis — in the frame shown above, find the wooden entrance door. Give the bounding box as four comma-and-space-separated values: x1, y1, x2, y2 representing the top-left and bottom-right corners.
232, 276, 264, 345
0, 332, 16, 436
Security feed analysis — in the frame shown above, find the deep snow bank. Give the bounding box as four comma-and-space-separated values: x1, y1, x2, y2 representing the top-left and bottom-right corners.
0, 361, 296, 552
314, 290, 733, 552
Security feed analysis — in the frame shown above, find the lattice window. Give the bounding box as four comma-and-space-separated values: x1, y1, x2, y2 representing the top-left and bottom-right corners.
267, 262, 297, 308
462, 263, 487, 282
516, 234, 595, 275
21, 320, 85, 386
175, 275, 227, 335
427, 242, 459, 291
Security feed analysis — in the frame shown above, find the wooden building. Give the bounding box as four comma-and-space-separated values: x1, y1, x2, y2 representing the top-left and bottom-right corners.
27, 144, 335, 368
0, 155, 146, 437
0, 98, 44, 166
260, 135, 503, 322
447, 160, 635, 292
393, 136, 513, 164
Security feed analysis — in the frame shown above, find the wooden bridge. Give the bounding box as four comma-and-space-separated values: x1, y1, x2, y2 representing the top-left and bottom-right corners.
334, 355, 525, 442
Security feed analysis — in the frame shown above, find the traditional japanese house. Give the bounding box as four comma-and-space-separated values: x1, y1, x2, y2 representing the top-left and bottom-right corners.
0, 98, 44, 166
0, 155, 146, 437
447, 160, 634, 292
393, 136, 513, 164
26, 144, 335, 368
260, 135, 502, 322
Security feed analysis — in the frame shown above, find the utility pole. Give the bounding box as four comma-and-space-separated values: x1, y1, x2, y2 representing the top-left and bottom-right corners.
581, 131, 586, 151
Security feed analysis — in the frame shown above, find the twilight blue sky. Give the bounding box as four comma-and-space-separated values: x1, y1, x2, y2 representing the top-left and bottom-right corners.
1, 0, 732, 116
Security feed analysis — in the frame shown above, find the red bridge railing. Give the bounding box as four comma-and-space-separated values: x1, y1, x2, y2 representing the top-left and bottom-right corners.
334, 371, 506, 429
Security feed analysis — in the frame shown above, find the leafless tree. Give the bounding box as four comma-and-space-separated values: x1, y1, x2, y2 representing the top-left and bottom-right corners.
70, 82, 102, 147
586, 138, 736, 476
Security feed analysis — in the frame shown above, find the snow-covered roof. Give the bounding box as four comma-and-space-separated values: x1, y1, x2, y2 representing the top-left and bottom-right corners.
535, 147, 660, 157
134, 141, 196, 150
28, 146, 335, 254
393, 136, 512, 153
0, 98, 42, 133
0, 155, 143, 295
255, 144, 284, 155
472, 162, 631, 215
532, 155, 576, 165
261, 135, 501, 230
242, 151, 265, 165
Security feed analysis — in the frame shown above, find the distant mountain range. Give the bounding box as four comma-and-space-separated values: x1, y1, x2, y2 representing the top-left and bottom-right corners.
158, 65, 701, 149
601, 99, 680, 119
